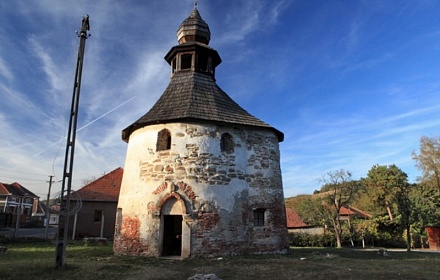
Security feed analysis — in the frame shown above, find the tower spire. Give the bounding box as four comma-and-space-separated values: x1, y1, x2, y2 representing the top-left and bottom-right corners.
176, 3, 210, 45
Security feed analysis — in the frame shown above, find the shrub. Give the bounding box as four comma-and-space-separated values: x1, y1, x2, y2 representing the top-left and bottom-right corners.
288, 232, 336, 247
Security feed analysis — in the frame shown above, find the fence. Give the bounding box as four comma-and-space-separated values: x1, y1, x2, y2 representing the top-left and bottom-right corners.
0, 213, 13, 228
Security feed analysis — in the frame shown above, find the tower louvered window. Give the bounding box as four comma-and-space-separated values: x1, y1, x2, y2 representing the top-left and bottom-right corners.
181, 53, 192, 70
197, 53, 208, 72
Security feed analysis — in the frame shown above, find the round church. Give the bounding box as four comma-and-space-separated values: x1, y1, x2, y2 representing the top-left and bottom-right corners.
113, 5, 289, 258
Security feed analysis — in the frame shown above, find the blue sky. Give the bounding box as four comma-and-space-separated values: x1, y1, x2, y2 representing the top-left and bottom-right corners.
1, 0, 439, 199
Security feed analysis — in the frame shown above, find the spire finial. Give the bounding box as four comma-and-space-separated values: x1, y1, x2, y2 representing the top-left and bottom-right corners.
194, 1, 198, 10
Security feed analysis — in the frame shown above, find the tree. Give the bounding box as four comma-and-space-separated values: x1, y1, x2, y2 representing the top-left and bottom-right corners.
411, 181, 440, 228
395, 182, 413, 251
294, 196, 328, 226
412, 136, 440, 195
363, 164, 416, 249
81, 176, 97, 187
363, 164, 408, 220
318, 169, 360, 248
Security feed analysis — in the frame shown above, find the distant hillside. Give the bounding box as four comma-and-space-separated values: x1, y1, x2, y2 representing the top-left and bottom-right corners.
285, 194, 312, 210
285, 190, 334, 209
285, 188, 371, 217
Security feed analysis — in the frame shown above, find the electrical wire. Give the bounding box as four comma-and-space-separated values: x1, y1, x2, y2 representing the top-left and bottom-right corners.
0, 167, 48, 177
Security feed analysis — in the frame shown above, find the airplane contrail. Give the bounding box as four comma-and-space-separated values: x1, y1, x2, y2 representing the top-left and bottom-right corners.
33, 96, 136, 157
77, 96, 136, 132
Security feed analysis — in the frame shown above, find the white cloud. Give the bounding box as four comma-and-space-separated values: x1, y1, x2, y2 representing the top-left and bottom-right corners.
217, 0, 292, 44
0, 56, 13, 81
27, 36, 72, 103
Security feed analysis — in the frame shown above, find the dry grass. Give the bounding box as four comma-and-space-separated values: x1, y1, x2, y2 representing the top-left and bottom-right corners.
0, 240, 439, 280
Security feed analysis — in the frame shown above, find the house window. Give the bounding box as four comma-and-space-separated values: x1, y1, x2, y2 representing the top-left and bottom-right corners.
94, 209, 102, 222
181, 53, 192, 70
220, 133, 234, 153
156, 129, 171, 151
253, 209, 266, 226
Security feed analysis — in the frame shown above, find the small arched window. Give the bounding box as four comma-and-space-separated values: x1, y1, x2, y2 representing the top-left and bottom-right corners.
157, 129, 171, 151
220, 133, 234, 153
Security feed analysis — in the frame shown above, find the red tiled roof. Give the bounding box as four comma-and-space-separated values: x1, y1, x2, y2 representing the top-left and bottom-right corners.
341, 206, 372, 219
0, 183, 8, 195
286, 208, 308, 228
72, 168, 123, 201
339, 206, 355, 216
0, 182, 38, 198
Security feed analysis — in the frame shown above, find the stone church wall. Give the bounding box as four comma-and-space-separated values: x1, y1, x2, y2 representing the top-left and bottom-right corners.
114, 122, 288, 257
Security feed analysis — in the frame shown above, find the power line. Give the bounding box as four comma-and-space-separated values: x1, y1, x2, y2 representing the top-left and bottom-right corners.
0, 167, 49, 177
0, 173, 82, 183
0, 176, 47, 182
32, 95, 136, 158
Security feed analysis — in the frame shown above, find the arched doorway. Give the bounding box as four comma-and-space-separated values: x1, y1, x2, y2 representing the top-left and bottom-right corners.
160, 196, 184, 257
162, 214, 182, 256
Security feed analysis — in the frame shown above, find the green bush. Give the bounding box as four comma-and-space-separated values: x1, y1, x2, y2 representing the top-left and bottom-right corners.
288, 232, 336, 247
289, 230, 408, 248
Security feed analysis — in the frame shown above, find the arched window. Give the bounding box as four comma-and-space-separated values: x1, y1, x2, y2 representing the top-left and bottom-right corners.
157, 129, 171, 151
220, 133, 234, 153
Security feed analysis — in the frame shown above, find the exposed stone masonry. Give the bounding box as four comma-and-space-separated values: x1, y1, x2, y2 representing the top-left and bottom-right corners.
140, 125, 281, 188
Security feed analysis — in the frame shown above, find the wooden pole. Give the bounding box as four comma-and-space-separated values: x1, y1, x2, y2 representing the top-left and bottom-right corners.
44, 176, 54, 239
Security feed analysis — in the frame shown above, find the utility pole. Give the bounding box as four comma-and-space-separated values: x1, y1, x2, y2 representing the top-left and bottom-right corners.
12, 197, 23, 238
44, 175, 55, 239
55, 15, 90, 268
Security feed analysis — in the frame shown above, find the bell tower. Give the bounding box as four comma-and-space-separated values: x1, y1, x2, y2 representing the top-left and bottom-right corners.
165, 4, 221, 79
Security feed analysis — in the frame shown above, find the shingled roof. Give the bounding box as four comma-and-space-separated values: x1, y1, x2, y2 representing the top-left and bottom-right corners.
122, 71, 284, 142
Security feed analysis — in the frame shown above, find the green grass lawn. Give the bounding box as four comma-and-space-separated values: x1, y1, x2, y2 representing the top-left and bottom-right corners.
0, 240, 439, 280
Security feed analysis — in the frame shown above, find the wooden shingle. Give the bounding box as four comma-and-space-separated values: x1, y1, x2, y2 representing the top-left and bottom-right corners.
122, 71, 283, 142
